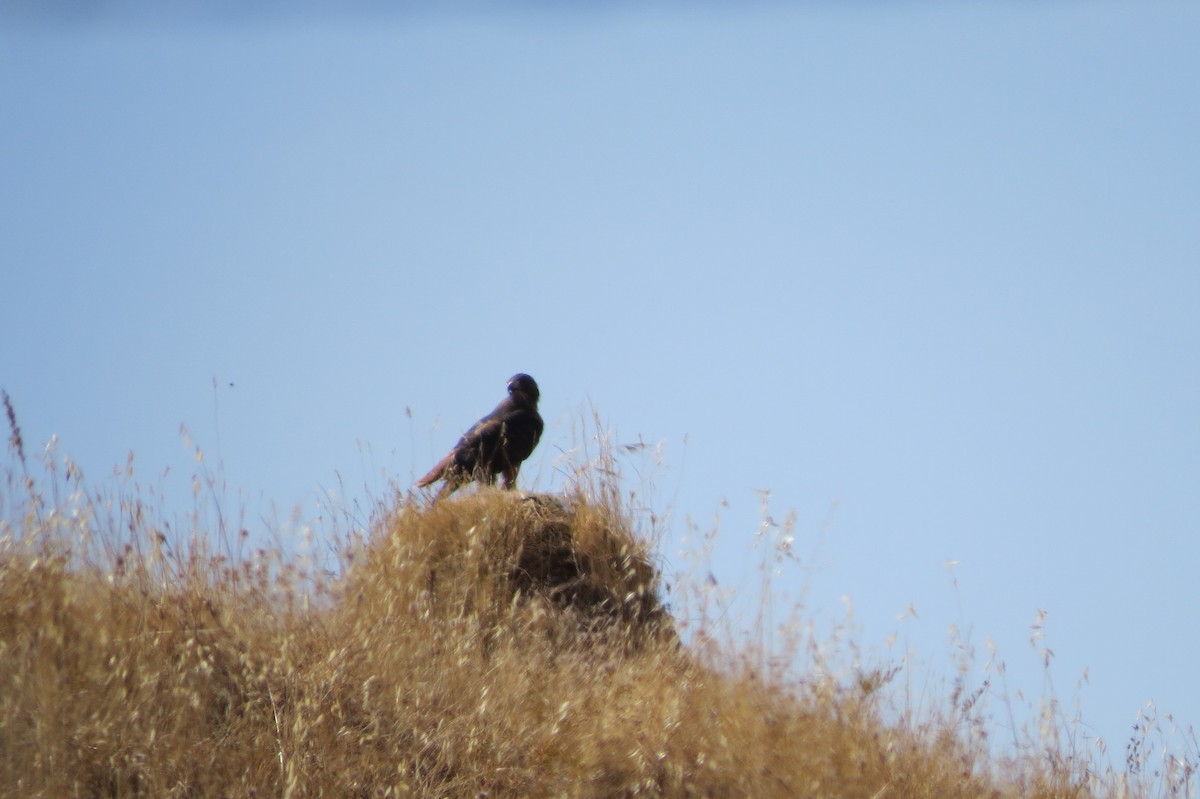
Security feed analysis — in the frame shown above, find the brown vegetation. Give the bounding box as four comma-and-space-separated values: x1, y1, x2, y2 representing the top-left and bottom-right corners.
0, 399, 1194, 797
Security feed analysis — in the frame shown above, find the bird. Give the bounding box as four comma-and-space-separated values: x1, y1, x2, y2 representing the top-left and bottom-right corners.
415, 373, 544, 499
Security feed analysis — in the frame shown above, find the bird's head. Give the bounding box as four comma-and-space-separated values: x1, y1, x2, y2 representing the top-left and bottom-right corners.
507, 373, 540, 404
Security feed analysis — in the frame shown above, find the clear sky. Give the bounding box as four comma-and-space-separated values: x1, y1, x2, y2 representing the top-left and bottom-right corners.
3, 0, 1198, 769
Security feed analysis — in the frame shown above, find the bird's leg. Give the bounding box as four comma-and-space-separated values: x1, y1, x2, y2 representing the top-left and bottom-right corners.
501, 466, 519, 490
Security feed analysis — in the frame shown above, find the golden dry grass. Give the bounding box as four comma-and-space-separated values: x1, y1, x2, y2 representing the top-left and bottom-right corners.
1, 397, 1195, 798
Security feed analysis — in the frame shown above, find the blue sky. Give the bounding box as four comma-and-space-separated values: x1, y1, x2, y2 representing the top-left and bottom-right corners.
3, 0, 1198, 769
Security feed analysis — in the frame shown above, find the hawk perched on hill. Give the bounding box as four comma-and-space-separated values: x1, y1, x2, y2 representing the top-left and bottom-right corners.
415, 373, 544, 499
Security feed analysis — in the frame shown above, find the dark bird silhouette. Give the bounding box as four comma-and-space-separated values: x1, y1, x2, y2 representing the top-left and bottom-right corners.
415, 373, 544, 499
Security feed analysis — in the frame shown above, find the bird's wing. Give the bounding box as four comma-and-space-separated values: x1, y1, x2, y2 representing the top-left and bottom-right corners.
415, 405, 508, 486
455, 412, 506, 456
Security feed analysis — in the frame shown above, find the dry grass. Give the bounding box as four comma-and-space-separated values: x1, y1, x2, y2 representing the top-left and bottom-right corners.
1, 395, 1195, 798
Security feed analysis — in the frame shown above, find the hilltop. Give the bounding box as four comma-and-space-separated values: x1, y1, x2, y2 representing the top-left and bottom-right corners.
0, 450, 1191, 797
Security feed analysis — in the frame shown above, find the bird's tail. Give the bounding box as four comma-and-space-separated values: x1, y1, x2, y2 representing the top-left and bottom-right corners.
415, 453, 454, 488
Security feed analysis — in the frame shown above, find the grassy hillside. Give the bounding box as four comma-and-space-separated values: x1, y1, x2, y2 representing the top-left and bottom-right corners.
0, 413, 1193, 796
